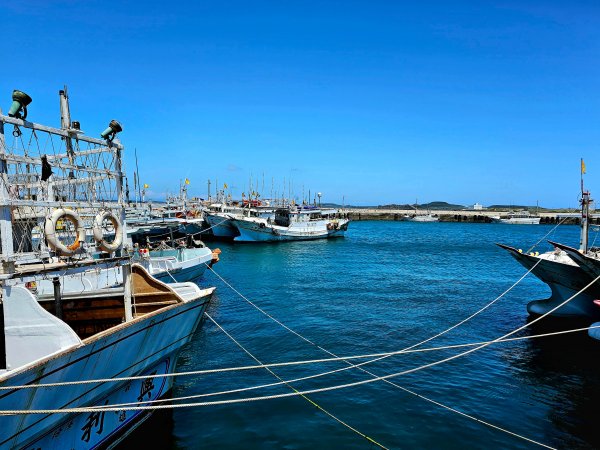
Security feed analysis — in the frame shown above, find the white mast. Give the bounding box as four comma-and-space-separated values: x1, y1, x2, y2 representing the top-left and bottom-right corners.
579, 158, 591, 253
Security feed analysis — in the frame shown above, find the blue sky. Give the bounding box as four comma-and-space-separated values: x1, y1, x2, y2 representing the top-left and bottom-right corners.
1, 1, 599, 207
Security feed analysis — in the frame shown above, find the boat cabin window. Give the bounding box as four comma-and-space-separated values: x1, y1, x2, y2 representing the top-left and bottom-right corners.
275, 209, 290, 226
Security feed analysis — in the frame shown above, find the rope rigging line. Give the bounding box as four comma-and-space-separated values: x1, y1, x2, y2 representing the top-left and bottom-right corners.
73, 319, 587, 450
2, 273, 596, 418
203, 261, 555, 449
2, 321, 598, 392
0, 256, 545, 394
201, 257, 544, 389
193, 216, 231, 235
204, 313, 389, 450
205, 256, 539, 360
526, 216, 569, 253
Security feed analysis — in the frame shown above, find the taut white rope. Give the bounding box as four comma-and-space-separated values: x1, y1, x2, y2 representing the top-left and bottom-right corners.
205, 313, 389, 449
4, 265, 589, 418
3, 322, 597, 392
526, 216, 569, 253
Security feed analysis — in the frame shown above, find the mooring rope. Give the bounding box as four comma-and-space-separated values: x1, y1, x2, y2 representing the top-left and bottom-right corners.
205, 257, 542, 369
2, 273, 595, 420
199, 257, 545, 394
193, 216, 231, 235
0, 256, 543, 392
202, 261, 556, 449
204, 313, 389, 449
3, 321, 598, 392
3, 264, 591, 429
79, 322, 599, 420
526, 216, 569, 253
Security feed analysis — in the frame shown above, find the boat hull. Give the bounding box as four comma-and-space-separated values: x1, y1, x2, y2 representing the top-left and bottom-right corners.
405, 215, 438, 222
497, 244, 600, 319
232, 219, 348, 242
204, 214, 239, 239
0, 293, 212, 449
490, 218, 541, 224
148, 247, 213, 283
33, 247, 214, 296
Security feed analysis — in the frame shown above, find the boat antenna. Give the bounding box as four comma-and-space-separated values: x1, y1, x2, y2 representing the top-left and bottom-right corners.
134, 147, 141, 204
580, 158, 590, 253
59, 87, 76, 198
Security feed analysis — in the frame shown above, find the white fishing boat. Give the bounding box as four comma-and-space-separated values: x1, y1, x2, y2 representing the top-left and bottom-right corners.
0, 87, 215, 448
402, 200, 439, 222
490, 211, 541, 224
403, 213, 439, 222
231, 206, 349, 242
160, 182, 205, 235
204, 207, 243, 239
145, 245, 217, 283
205, 200, 276, 239
498, 168, 599, 319
31, 245, 218, 296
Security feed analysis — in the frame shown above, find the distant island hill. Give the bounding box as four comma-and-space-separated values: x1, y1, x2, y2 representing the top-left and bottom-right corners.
321, 202, 598, 224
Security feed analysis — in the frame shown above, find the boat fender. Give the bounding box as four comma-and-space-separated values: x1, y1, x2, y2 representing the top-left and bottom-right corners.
209, 248, 222, 267
259, 222, 266, 228
93, 210, 124, 253
44, 208, 86, 256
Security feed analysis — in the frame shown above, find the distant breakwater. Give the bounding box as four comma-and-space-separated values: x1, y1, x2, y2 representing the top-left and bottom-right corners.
345, 209, 594, 225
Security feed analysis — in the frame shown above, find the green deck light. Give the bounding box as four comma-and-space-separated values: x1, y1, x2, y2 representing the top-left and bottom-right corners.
8, 90, 32, 118
100, 119, 123, 140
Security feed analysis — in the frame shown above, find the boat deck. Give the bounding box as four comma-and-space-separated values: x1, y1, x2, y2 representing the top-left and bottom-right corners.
1, 257, 129, 284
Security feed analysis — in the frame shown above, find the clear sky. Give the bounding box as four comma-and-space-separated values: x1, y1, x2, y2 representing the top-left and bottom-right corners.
1, 1, 599, 207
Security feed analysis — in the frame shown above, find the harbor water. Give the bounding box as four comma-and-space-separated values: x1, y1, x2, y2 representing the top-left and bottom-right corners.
123, 221, 600, 449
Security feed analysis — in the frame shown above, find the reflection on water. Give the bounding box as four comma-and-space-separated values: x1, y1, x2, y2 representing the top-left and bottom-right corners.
513, 319, 600, 449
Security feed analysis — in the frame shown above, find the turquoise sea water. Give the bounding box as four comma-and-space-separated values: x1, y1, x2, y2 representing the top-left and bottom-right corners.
124, 221, 600, 449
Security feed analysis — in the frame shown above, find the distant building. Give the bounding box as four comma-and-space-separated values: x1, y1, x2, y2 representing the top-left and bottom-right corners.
472, 203, 485, 210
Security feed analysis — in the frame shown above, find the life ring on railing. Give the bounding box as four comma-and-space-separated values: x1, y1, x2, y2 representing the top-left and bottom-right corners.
92, 210, 124, 253
44, 208, 86, 256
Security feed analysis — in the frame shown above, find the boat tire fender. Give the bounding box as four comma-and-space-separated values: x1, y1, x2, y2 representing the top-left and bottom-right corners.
44, 208, 86, 256
93, 210, 124, 253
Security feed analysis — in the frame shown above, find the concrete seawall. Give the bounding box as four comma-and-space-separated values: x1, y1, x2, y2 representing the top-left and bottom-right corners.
344, 209, 594, 225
